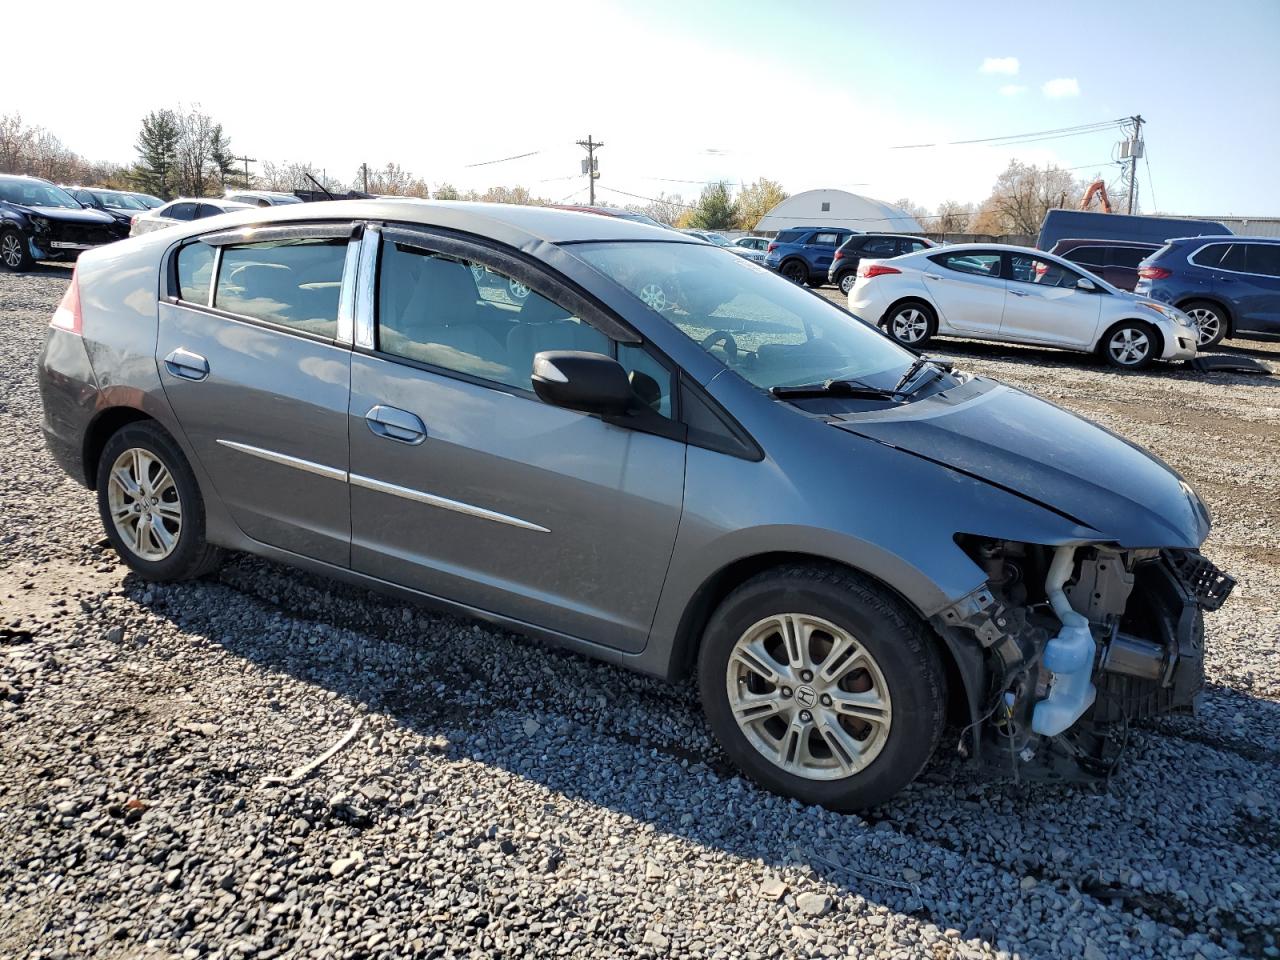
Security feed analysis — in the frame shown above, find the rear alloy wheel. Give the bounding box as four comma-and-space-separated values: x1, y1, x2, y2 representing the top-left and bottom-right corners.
698, 565, 946, 810
886, 303, 935, 347
1103, 321, 1156, 369
1, 228, 34, 272
838, 272, 858, 295
96, 422, 222, 581
781, 260, 808, 285
1181, 301, 1227, 348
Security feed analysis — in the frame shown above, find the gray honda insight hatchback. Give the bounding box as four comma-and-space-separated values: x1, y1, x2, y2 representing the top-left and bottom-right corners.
37, 200, 1233, 809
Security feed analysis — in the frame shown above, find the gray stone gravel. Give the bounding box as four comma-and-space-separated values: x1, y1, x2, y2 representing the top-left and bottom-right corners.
1, 267, 1278, 960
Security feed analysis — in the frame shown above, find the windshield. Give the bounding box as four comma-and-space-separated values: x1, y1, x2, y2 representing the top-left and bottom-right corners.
576, 241, 914, 390
136, 194, 164, 208
0, 180, 83, 209
92, 190, 146, 210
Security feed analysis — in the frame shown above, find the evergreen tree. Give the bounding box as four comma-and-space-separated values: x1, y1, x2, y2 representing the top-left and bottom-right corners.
131, 110, 179, 199
688, 181, 738, 230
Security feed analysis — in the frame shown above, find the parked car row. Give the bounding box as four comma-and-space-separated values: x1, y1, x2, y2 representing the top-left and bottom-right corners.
0, 175, 131, 271
129, 198, 255, 236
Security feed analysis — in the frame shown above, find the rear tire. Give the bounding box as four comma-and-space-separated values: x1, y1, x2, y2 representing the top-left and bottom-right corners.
884, 301, 936, 348
96, 421, 222, 581
1101, 320, 1158, 369
1180, 300, 1227, 348
0, 228, 34, 272
838, 272, 858, 295
697, 564, 946, 811
781, 259, 808, 285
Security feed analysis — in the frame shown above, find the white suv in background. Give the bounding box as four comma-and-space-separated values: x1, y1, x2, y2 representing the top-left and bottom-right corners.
847, 243, 1199, 369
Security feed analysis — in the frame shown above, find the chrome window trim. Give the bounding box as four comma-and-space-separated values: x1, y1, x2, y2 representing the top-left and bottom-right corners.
198, 222, 355, 247
1188, 241, 1280, 280
336, 235, 362, 346
214, 439, 348, 482
349, 473, 550, 534
355, 224, 381, 350
207, 246, 221, 309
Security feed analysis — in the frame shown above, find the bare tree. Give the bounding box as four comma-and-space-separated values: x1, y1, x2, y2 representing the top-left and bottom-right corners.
360, 162, 430, 197
0, 113, 34, 174
974, 160, 1082, 235
892, 197, 933, 230
628, 191, 687, 226
933, 199, 975, 233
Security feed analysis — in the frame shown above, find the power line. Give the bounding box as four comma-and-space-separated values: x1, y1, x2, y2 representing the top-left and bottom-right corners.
890, 118, 1126, 150
464, 150, 540, 168
1144, 151, 1158, 213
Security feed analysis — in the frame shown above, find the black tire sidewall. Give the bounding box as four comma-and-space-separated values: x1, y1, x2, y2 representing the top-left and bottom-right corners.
96, 423, 213, 580
698, 570, 945, 810
781, 260, 807, 284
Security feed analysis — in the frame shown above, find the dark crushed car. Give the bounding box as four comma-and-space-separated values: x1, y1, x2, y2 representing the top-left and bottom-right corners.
38, 200, 1233, 809
1, 175, 128, 271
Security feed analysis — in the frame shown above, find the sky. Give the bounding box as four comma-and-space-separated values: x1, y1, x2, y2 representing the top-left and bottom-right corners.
7, 0, 1280, 215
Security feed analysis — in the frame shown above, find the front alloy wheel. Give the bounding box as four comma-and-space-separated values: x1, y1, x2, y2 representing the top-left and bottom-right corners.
698, 565, 946, 810
1104, 323, 1155, 368
727, 614, 892, 780
1, 228, 33, 272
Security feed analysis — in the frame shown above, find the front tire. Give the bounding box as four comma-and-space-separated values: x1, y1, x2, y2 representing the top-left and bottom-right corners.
1181, 300, 1227, 348
96, 422, 222, 581
838, 272, 858, 295
885, 301, 936, 347
0, 228, 34, 272
697, 565, 946, 811
1101, 320, 1157, 369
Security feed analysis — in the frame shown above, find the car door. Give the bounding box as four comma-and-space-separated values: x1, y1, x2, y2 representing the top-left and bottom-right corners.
805, 231, 844, 276
346, 225, 686, 652
156, 222, 359, 566
999, 253, 1103, 347
921, 250, 1007, 334
1215, 242, 1280, 334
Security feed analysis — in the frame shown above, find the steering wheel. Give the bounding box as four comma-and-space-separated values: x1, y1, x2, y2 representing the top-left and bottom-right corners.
701, 329, 740, 361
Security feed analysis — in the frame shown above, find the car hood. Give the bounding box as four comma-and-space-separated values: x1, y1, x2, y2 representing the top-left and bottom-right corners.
830, 376, 1209, 548
21, 204, 117, 225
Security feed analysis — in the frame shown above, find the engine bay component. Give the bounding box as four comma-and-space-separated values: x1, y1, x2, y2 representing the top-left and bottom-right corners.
1031, 546, 1098, 737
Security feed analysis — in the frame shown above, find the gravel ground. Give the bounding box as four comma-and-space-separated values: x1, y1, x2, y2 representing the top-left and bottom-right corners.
2, 266, 1278, 960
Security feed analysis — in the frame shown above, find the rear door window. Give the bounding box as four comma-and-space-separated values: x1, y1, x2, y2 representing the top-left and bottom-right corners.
176, 243, 216, 303
860, 237, 898, 257
213, 237, 349, 338
1065, 246, 1105, 267
811, 232, 840, 247
1193, 243, 1231, 268
933, 251, 1002, 278
1108, 247, 1151, 269
901, 239, 929, 254
1218, 244, 1249, 272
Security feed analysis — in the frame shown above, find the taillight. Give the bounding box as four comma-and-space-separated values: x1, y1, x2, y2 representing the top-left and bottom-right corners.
51, 266, 83, 335
766, 243, 777, 252
1138, 266, 1171, 280
833, 250, 844, 261
858, 263, 901, 279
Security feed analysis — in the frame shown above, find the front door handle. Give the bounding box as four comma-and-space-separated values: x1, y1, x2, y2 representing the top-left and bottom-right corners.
365, 405, 427, 445
1009, 289, 1030, 297
924, 273, 944, 280
163, 348, 209, 381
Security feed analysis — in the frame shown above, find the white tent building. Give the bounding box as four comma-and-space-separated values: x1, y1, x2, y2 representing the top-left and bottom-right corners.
754, 189, 923, 234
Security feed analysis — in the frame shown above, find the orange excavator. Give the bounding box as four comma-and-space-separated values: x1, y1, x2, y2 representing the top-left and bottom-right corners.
1080, 179, 1113, 213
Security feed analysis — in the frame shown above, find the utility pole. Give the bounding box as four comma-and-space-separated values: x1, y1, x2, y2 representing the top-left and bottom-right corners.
1126, 115, 1143, 215
576, 135, 603, 205
233, 155, 255, 188
361, 163, 369, 195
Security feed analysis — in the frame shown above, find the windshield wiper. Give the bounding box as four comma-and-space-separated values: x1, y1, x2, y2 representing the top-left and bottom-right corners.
771, 378, 898, 400
892, 356, 953, 395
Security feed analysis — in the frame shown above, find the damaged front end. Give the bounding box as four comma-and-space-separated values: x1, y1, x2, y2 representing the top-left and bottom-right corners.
934, 539, 1235, 782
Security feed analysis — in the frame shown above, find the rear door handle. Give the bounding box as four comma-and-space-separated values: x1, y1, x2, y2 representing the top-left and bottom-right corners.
924, 273, 944, 280
1009, 290, 1030, 297
365, 405, 427, 445
163, 348, 209, 381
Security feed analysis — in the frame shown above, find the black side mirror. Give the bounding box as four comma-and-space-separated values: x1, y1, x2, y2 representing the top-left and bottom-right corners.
531, 351, 636, 416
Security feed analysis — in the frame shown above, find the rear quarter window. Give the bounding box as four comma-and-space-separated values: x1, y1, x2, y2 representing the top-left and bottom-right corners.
775, 230, 804, 244
176, 243, 216, 303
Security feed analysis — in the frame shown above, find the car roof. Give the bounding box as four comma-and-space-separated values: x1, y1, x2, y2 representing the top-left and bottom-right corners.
1054, 237, 1160, 247
157, 198, 692, 245
1167, 234, 1279, 244
0, 173, 54, 184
